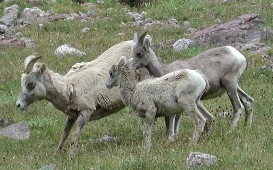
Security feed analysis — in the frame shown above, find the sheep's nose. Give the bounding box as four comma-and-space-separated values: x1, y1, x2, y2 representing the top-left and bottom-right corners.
16, 103, 20, 108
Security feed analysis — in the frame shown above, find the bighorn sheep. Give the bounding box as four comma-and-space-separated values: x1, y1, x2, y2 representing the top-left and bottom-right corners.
16, 40, 137, 156
131, 32, 254, 134
106, 56, 214, 150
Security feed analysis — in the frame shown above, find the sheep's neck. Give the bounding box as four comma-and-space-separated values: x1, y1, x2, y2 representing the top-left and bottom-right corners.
43, 70, 70, 112
146, 54, 165, 77
119, 65, 137, 107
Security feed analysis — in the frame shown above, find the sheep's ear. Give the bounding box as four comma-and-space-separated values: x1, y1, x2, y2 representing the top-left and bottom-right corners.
143, 34, 152, 50
34, 63, 46, 78
133, 32, 138, 43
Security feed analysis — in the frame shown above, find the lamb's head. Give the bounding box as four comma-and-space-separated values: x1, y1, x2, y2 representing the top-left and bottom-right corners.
106, 56, 127, 89
16, 55, 47, 111
131, 32, 152, 69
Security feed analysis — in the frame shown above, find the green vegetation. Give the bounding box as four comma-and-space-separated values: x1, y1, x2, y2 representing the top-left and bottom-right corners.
0, 0, 273, 169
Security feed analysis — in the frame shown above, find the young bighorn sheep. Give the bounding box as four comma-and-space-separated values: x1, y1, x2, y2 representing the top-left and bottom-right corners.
16, 40, 137, 157
131, 32, 254, 134
106, 56, 214, 150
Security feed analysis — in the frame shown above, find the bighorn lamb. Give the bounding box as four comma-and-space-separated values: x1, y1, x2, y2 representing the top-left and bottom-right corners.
106, 56, 214, 150
131, 32, 254, 133
16, 40, 137, 156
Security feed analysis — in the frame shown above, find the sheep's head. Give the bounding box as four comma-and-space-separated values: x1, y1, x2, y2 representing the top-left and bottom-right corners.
131, 32, 152, 69
16, 55, 47, 111
106, 56, 127, 89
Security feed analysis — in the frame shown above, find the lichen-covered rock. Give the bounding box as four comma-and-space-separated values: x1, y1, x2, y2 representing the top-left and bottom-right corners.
172, 38, 192, 51
0, 5, 19, 27
186, 152, 218, 168
54, 44, 86, 57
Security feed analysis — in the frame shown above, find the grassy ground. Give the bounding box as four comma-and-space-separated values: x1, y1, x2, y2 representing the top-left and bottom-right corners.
0, 0, 273, 169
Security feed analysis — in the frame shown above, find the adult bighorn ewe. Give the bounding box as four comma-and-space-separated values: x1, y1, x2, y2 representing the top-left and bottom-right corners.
131, 32, 254, 136
16, 40, 139, 157
106, 56, 214, 150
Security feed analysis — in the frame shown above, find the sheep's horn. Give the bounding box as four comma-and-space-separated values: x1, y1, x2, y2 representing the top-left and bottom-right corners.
24, 55, 42, 73
138, 32, 147, 44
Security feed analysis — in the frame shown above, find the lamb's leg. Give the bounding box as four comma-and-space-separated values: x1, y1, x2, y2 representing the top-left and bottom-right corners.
197, 100, 214, 133
167, 115, 176, 142
237, 85, 254, 126
69, 110, 92, 158
222, 78, 244, 131
144, 115, 155, 151
173, 113, 182, 140
164, 116, 170, 136
54, 117, 75, 156
179, 98, 206, 145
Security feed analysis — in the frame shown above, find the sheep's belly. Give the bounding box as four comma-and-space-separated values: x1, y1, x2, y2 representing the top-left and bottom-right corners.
156, 102, 183, 117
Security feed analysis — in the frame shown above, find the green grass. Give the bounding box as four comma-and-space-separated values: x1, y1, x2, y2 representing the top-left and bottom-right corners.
0, 0, 273, 169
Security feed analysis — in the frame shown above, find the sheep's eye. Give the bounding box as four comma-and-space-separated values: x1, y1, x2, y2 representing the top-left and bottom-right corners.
109, 72, 113, 77
27, 82, 35, 89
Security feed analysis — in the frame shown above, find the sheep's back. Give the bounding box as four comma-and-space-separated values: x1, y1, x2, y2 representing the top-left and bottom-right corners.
64, 40, 133, 110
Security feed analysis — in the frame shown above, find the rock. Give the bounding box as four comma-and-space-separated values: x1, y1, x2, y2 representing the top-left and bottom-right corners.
168, 18, 179, 27
20, 7, 46, 21
38, 164, 55, 170
82, 27, 90, 33
0, 24, 8, 34
0, 118, 10, 128
191, 13, 264, 47
172, 38, 192, 51
54, 44, 86, 57
128, 11, 143, 21
183, 21, 191, 29
22, 37, 36, 48
186, 152, 218, 168
0, 5, 19, 27
0, 38, 25, 47
0, 121, 30, 140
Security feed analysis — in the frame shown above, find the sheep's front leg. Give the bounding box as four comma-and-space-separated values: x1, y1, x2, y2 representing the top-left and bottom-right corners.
144, 114, 155, 151
69, 110, 91, 158
54, 117, 75, 156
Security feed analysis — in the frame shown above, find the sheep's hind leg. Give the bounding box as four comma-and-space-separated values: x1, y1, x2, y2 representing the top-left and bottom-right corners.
69, 110, 92, 158
197, 100, 214, 133
237, 85, 254, 126
54, 117, 75, 156
167, 115, 176, 142
222, 78, 244, 131
179, 99, 206, 145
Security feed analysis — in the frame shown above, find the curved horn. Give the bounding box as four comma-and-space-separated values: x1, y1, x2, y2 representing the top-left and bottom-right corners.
24, 55, 42, 73
137, 32, 147, 44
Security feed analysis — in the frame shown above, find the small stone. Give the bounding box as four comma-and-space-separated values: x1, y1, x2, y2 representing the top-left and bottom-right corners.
187, 152, 218, 168
82, 27, 90, 33
96, 135, 117, 143
172, 38, 192, 51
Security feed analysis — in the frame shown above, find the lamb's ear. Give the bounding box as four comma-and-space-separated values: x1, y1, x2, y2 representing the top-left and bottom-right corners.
118, 56, 126, 70
143, 34, 152, 50
133, 32, 138, 43
138, 32, 147, 44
